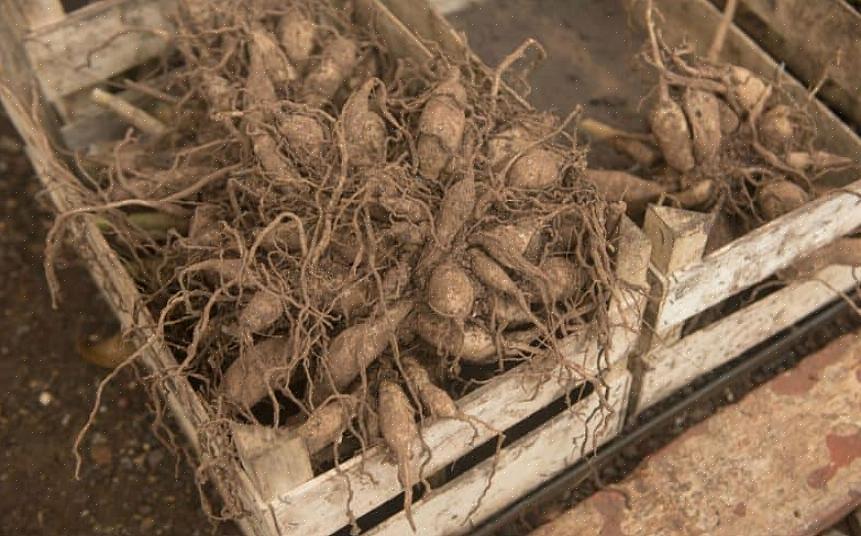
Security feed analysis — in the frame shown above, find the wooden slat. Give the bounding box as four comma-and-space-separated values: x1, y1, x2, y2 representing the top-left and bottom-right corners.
631, 0, 861, 165
0, 1, 63, 146
23, 0, 177, 101
653, 178, 861, 333
637, 264, 859, 412
532, 331, 861, 536
231, 424, 314, 504
265, 220, 650, 536
732, 0, 861, 128
368, 367, 632, 536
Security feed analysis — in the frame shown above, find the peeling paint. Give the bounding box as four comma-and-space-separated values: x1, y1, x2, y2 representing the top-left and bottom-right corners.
807, 430, 861, 490
590, 490, 627, 536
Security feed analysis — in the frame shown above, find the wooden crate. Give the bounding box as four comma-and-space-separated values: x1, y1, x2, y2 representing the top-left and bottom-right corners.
623, 0, 861, 414
715, 0, 861, 130
0, 1, 650, 535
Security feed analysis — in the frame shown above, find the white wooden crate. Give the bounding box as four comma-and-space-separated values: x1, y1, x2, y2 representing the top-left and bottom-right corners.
0, 0, 650, 534
624, 0, 861, 414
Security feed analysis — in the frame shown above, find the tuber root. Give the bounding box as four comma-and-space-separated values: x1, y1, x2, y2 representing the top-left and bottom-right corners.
417, 70, 468, 180
682, 88, 722, 164
298, 395, 358, 453
321, 300, 414, 391
756, 179, 808, 220
426, 261, 475, 320
402, 356, 458, 419
300, 35, 359, 107
378, 380, 419, 530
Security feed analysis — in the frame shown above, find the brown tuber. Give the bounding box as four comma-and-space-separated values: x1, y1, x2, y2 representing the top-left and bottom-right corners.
584, 169, 667, 218
756, 180, 808, 220
278, 114, 326, 159
402, 356, 457, 419
417, 71, 468, 180
321, 300, 414, 391
300, 36, 359, 107
277, 11, 316, 69
508, 148, 564, 189
238, 291, 284, 335
427, 261, 475, 320
759, 105, 795, 150
728, 66, 768, 113
682, 88, 722, 164
378, 380, 419, 529
298, 395, 358, 453
223, 337, 292, 408
649, 95, 695, 173
342, 79, 387, 166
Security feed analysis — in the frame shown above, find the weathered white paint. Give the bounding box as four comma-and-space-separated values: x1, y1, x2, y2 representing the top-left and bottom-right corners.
23, 0, 177, 100
654, 179, 861, 333
637, 264, 860, 412
368, 367, 632, 536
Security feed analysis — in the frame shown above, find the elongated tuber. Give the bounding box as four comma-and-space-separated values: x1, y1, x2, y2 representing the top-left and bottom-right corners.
417, 71, 468, 180
301, 36, 358, 107
321, 300, 414, 390
378, 380, 419, 530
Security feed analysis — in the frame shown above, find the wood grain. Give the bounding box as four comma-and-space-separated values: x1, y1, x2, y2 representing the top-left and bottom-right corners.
637, 264, 859, 412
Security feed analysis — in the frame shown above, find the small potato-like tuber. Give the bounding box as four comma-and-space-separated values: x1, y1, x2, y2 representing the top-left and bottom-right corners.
759, 105, 794, 151
417, 71, 468, 180
536, 256, 582, 304
728, 66, 769, 113
584, 169, 667, 218
250, 27, 298, 90
756, 180, 808, 220
402, 356, 457, 419
297, 395, 358, 453
507, 148, 564, 189
649, 94, 695, 172
426, 261, 475, 320
682, 88, 722, 164
238, 291, 284, 335
279, 114, 326, 159
223, 337, 292, 408
277, 10, 316, 69
342, 79, 387, 166
300, 36, 359, 107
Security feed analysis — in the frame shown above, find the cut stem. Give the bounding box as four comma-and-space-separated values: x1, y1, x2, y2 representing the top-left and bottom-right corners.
90, 88, 168, 137
707, 0, 739, 62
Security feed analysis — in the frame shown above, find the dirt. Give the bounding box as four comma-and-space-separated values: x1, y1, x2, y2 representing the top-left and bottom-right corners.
0, 113, 240, 535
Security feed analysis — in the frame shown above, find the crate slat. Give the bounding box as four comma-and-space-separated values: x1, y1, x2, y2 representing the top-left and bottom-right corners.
733, 0, 861, 127
368, 366, 632, 536
265, 219, 650, 536
638, 264, 859, 412
654, 178, 861, 333
23, 0, 176, 101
